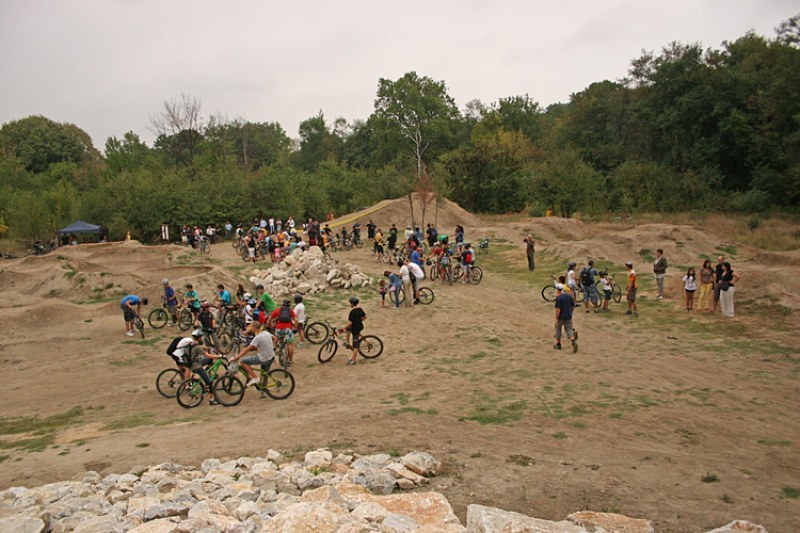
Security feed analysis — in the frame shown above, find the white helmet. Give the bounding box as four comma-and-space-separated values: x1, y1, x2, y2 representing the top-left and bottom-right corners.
162, 278, 169, 285
242, 292, 251, 300
191, 329, 204, 338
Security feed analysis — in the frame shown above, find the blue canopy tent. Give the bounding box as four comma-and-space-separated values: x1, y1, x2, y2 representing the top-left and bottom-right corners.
57, 221, 102, 234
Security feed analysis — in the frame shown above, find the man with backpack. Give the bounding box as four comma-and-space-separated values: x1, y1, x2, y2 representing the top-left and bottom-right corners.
554, 277, 577, 353
267, 300, 300, 366
579, 260, 600, 313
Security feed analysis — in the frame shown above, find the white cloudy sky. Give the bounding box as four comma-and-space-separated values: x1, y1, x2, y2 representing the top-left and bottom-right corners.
0, 0, 796, 149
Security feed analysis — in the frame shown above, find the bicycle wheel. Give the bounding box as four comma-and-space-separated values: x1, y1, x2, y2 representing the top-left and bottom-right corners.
148, 308, 169, 329
429, 265, 438, 280
277, 345, 288, 368
134, 317, 145, 338
156, 368, 183, 398
358, 335, 384, 359
354, 239, 363, 249
612, 283, 622, 303
212, 375, 244, 406
202, 243, 210, 254
467, 267, 483, 285
574, 289, 585, 303
542, 285, 557, 302
176, 378, 205, 408
263, 368, 295, 400
317, 339, 338, 363
451, 265, 463, 281
304, 322, 329, 344
417, 287, 434, 305
391, 288, 405, 306
342, 239, 352, 250
178, 309, 193, 331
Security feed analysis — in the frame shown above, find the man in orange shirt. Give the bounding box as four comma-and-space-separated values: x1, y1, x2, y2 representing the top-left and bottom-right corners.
625, 261, 638, 317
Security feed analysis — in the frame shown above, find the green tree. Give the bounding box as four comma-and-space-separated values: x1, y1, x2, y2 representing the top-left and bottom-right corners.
0, 115, 100, 173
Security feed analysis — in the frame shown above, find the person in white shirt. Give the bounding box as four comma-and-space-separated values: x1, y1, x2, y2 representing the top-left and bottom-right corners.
406, 258, 425, 304
682, 267, 697, 311
399, 262, 413, 308
293, 294, 306, 346
230, 323, 276, 388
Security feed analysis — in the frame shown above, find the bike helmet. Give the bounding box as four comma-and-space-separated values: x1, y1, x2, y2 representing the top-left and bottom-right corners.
255, 284, 264, 290
191, 328, 203, 338
161, 278, 169, 285
141, 297, 149, 305
465, 243, 471, 248
349, 296, 359, 306
294, 294, 303, 303
247, 298, 257, 306
242, 292, 251, 300
282, 299, 291, 307
201, 300, 210, 308
568, 261, 577, 269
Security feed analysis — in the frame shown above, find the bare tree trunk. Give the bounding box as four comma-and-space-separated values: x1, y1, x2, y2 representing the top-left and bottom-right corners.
408, 192, 416, 228
434, 197, 439, 227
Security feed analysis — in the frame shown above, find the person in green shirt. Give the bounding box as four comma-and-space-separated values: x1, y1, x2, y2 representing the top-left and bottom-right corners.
256, 284, 277, 313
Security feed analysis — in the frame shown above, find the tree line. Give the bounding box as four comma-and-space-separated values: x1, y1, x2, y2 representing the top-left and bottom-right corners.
1, 15, 798, 242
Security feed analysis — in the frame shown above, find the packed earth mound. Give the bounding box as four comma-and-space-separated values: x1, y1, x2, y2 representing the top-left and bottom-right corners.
329, 193, 484, 233
249, 246, 372, 296
0, 451, 765, 533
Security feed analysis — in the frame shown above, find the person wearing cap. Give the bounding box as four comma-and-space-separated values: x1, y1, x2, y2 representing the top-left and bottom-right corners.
625, 261, 638, 317
120, 294, 148, 336
187, 328, 223, 405
162, 278, 179, 326
553, 276, 577, 352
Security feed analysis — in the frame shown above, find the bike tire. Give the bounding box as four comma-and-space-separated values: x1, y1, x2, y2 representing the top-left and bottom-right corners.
468, 266, 483, 285
304, 322, 329, 345
156, 368, 183, 398
148, 308, 169, 329
317, 339, 338, 363
263, 368, 295, 400
612, 283, 622, 303
358, 335, 384, 359
574, 289, 585, 303
354, 239, 363, 249
429, 265, 438, 280
542, 285, 557, 302
241, 249, 250, 262
176, 378, 205, 408
134, 318, 145, 339
178, 309, 193, 331
343, 239, 352, 250
202, 243, 210, 254
212, 375, 244, 406
277, 345, 288, 368
451, 265, 463, 280
418, 287, 434, 305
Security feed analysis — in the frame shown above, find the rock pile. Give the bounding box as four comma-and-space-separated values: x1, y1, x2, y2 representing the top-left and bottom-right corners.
0, 450, 768, 533
248, 247, 371, 297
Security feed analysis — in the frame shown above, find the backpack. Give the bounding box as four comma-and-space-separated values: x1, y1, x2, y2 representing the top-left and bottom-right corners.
166, 337, 183, 356
278, 305, 292, 323
465, 252, 473, 264
579, 268, 594, 287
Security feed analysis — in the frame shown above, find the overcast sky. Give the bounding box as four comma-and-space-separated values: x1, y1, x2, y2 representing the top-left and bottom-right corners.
0, 1, 796, 149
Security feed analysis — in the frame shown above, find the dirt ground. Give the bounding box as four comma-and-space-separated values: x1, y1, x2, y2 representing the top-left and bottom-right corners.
1, 203, 799, 532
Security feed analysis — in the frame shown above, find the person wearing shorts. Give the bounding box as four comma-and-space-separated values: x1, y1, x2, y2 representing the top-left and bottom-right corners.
625, 261, 638, 317
162, 278, 179, 325
343, 296, 366, 365
293, 294, 306, 346
170, 335, 195, 381
267, 300, 299, 366
231, 323, 276, 391
120, 294, 147, 336
599, 271, 612, 312
553, 277, 577, 352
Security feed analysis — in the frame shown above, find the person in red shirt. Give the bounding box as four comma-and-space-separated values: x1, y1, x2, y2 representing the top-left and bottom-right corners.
266, 300, 299, 366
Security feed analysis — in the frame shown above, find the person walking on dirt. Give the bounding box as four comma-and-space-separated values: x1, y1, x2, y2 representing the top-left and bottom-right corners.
553, 277, 577, 352
524, 235, 535, 271
653, 248, 668, 299
625, 261, 638, 317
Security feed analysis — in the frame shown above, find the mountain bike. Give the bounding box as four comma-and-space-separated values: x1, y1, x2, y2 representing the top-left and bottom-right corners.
304, 319, 332, 345
451, 264, 483, 285
478, 239, 490, 254
390, 286, 435, 306
541, 275, 584, 303
229, 361, 295, 400
178, 308, 196, 331
176, 357, 245, 408
317, 328, 384, 363
133, 315, 145, 339
148, 298, 178, 329
156, 368, 185, 398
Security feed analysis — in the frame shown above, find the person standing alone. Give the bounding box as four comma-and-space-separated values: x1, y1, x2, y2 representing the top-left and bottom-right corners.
524, 235, 535, 271
653, 249, 668, 299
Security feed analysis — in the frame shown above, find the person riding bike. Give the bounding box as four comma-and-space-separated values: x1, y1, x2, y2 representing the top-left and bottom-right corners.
267, 300, 300, 367
161, 278, 179, 326
230, 322, 277, 391
120, 294, 148, 336
186, 328, 223, 405
197, 300, 222, 352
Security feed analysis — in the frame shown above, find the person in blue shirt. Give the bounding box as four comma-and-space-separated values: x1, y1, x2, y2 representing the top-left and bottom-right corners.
216, 284, 232, 306
553, 276, 577, 352
120, 294, 148, 336
410, 247, 423, 267
384, 270, 403, 309
162, 278, 179, 326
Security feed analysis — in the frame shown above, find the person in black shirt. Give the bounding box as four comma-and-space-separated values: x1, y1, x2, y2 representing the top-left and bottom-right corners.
342, 296, 366, 366
713, 255, 725, 312
367, 220, 376, 241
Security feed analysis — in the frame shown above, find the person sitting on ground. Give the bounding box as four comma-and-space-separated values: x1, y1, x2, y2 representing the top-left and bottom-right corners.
120, 294, 148, 336
341, 296, 366, 365
162, 278, 179, 326
267, 300, 300, 366
230, 322, 276, 392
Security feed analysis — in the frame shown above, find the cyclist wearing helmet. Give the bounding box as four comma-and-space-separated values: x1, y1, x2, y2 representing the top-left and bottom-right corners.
162, 278, 179, 326
267, 300, 299, 366
243, 297, 258, 325
197, 301, 221, 352
341, 296, 366, 365
120, 294, 148, 337
293, 294, 306, 346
